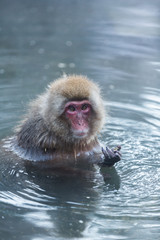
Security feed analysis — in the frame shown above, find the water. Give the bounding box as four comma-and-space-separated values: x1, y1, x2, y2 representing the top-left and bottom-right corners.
0, 0, 160, 239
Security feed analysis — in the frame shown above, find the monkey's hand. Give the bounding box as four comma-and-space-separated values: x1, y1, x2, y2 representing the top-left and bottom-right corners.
101, 145, 121, 167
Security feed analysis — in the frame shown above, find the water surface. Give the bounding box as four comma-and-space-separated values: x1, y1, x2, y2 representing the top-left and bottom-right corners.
0, 0, 160, 239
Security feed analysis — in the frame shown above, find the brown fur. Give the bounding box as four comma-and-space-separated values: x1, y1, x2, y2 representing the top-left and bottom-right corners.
13, 75, 105, 161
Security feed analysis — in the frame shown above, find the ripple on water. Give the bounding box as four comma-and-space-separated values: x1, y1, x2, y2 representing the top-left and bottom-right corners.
92, 86, 160, 237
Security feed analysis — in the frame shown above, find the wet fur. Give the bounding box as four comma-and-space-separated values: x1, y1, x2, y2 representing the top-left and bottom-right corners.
12, 75, 105, 161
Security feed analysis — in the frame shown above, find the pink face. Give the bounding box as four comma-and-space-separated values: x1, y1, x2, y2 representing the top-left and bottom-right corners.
65, 100, 91, 138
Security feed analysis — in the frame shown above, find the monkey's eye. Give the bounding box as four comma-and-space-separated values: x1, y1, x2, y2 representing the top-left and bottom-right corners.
81, 104, 89, 110
68, 105, 76, 112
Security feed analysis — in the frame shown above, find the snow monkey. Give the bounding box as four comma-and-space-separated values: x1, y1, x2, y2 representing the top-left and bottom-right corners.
6, 75, 121, 168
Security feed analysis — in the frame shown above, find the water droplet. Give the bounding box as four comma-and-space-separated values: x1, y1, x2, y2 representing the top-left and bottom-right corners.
69, 63, 75, 68
30, 40, 36, 46
0, 69, 5, 74
38, 48, 45, 54
16, 173, 20, 177
79, 220, 84, 224
109, 84, 115, 90
58, 63, 66, 68
66, 41, 72, 47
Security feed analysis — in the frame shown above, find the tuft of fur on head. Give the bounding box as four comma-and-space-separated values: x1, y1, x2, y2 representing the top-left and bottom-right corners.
16, 75, 106, 151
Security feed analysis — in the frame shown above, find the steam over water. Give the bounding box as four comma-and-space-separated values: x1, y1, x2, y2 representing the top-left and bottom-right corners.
0, 0, 160, 239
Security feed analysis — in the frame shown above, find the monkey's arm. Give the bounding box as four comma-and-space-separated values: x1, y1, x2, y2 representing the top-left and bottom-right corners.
101, 146, 121, 167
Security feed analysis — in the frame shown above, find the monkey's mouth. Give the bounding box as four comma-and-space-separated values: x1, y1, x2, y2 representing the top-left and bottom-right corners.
72, 129, 88, 138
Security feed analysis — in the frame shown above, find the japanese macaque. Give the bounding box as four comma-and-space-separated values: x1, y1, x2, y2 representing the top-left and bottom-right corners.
6, 75, 121, 168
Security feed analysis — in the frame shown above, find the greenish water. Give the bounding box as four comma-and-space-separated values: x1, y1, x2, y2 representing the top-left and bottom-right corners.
0, 0, 160, 239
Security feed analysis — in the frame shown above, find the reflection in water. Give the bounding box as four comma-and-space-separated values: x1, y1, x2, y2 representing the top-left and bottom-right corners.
24, 161, 120, 238
0, 0, 160, 239
25, 173, 98, 238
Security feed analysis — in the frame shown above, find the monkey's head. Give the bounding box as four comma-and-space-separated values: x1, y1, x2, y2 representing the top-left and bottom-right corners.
38, 75, 105, 144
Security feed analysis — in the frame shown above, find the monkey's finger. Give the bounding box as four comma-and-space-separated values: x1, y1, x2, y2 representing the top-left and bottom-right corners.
102, 147, 111, 159
113, 150, 122, 157
105, 146, 115, 158
114, 152, 121, 161
113, 145, 121, 152
117, 145, 121, 151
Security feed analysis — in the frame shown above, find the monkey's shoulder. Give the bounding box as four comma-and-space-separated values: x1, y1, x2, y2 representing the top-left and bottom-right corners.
15, 114, 60, 152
